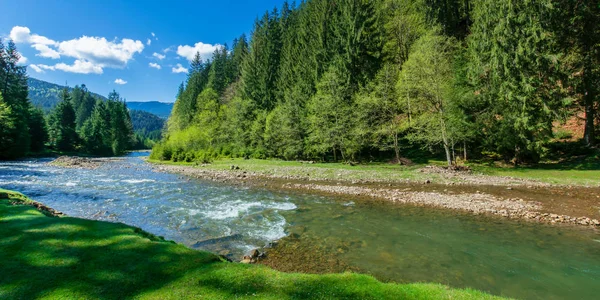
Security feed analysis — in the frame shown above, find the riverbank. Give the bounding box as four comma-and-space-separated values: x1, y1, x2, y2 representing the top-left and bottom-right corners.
0, 189, 501, 299
150, 159, 600, 228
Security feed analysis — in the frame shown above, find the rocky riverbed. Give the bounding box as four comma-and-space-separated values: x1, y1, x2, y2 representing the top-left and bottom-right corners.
153, 163, 600, 228
48, 156, 123, 169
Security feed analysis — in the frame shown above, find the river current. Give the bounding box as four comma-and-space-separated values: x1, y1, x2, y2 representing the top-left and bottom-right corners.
1, 152, 599, 300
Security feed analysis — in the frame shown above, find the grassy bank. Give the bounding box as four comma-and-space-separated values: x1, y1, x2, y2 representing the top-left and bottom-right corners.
0, 189, 501, 299
149, 157, 600, 187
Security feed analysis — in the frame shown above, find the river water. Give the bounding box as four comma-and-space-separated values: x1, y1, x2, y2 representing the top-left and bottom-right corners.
1, 152, 599, 300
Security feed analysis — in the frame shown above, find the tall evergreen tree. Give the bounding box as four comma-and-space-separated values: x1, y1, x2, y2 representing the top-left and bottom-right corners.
467, 0, 565, 163
48, 89, 78, 152
0, 39, 31, 158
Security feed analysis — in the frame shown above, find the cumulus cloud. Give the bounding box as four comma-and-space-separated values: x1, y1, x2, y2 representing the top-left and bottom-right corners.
176, 42, 221, 61
54, 60, 104, 74
32, 44, 60, 59
114, 78, 127, 85
29, 64, 43, 73
58, 36, 144, 67
172, 63, 188, 74
149, 62, 161, 70
8, 26, 144, 74
147, 38, 151, 46
10, 26, 56, 45
17, 55, 28, 65
152, 52, 165, 60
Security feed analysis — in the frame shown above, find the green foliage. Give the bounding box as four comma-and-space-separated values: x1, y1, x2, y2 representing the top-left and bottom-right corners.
0, 40, 31, 159
153, 0, 599, 166
27, 106, 48, 153
130, 110, 165, 149
27, 78, 107, 113
398, 30, 461, 165
467, 0, 566, 163
48, 89, 78, 152
78, 92, 134, 156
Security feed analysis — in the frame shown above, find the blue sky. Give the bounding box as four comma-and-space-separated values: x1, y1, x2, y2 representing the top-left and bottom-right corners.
0, 0, 285, 103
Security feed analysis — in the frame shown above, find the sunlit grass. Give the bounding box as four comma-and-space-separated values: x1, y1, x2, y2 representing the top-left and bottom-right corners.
0, 190, 503, 299
150, 156, 600, 186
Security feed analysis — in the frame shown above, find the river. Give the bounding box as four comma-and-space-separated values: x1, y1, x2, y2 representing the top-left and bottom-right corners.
1, 152, 599, 300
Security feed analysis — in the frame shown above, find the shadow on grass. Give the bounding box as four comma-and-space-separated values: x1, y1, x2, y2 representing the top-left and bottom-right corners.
0, 202, 219, 299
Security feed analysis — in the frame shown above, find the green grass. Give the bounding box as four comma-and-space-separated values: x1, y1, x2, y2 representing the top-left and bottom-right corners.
150, 158, 443, 183
151, 156, 600, 186
473, 165, 600, 186
0, 189, 502, 299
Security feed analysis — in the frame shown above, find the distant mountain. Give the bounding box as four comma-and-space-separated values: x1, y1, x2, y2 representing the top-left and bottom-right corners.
27, 78, 174, 118
28, 78, 106, 112
130, 110, 165, 133
126, 101, 173, 119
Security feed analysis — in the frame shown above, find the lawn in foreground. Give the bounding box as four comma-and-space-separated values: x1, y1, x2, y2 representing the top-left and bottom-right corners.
0, 189, 502, 299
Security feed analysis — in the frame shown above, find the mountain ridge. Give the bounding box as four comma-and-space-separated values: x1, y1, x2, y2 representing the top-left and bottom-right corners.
27, 77, 173, 119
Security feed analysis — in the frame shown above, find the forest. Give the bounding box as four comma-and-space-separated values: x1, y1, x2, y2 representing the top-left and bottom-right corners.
152, 0, 599, 165
0, 39, 135, 159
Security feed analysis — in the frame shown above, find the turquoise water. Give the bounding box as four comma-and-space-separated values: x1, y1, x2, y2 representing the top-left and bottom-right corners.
1, 152, 599, 299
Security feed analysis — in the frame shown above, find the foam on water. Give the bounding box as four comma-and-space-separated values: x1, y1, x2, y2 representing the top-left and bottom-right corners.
122, 179, 156, 184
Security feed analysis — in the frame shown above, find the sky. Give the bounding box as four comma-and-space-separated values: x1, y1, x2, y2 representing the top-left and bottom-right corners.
0, 0, 285, 103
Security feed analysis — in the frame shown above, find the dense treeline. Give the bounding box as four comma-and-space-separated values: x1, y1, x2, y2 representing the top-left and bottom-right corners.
152, 0, 599, 165
51, 88, 134, 156
0, 39, 135, 158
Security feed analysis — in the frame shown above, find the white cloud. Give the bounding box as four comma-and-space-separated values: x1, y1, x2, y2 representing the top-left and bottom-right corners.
114, 78, 127, 85
35, 64, 56, 71
172, 63, 188, 74
176, 42, 221, 61
54, 60, 103, 74
58, 36, 144, 67
149, 62, 161, 70
151, 32, 155, 37
152, 52, 165, 60
10, 26, 56, 45
17, 55, 28, 65
8, 26, 144, 74
29, 64, 43, 73
32, 44, 60, 59
147, 38, 152, 46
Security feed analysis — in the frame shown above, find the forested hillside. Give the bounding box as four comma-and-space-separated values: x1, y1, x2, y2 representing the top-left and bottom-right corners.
28, 78, 106, 112
130, 110, 165, 149
28, 78, 173, 119
144, 0, 596, 165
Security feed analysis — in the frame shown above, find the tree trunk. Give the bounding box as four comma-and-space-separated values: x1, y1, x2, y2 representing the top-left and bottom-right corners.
583, 62, 596, 146
463, 141, 467, 161
582, 16, 596, 147
333, 147, 337, 162
444, 143, 452, 166
393, 131, 400, 162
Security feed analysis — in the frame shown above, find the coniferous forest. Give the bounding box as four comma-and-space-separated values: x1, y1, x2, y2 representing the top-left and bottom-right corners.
152, 0, 599, 165
0, 40, 135, 159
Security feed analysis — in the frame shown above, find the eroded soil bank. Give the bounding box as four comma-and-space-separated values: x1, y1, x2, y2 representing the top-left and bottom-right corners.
152, 163, 600, 228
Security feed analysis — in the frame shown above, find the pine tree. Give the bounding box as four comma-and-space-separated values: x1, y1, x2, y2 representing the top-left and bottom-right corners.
48, 89, 78, 152
467, 0, 564, 163
28, 106, 48, 153
0, 39, 31, 158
